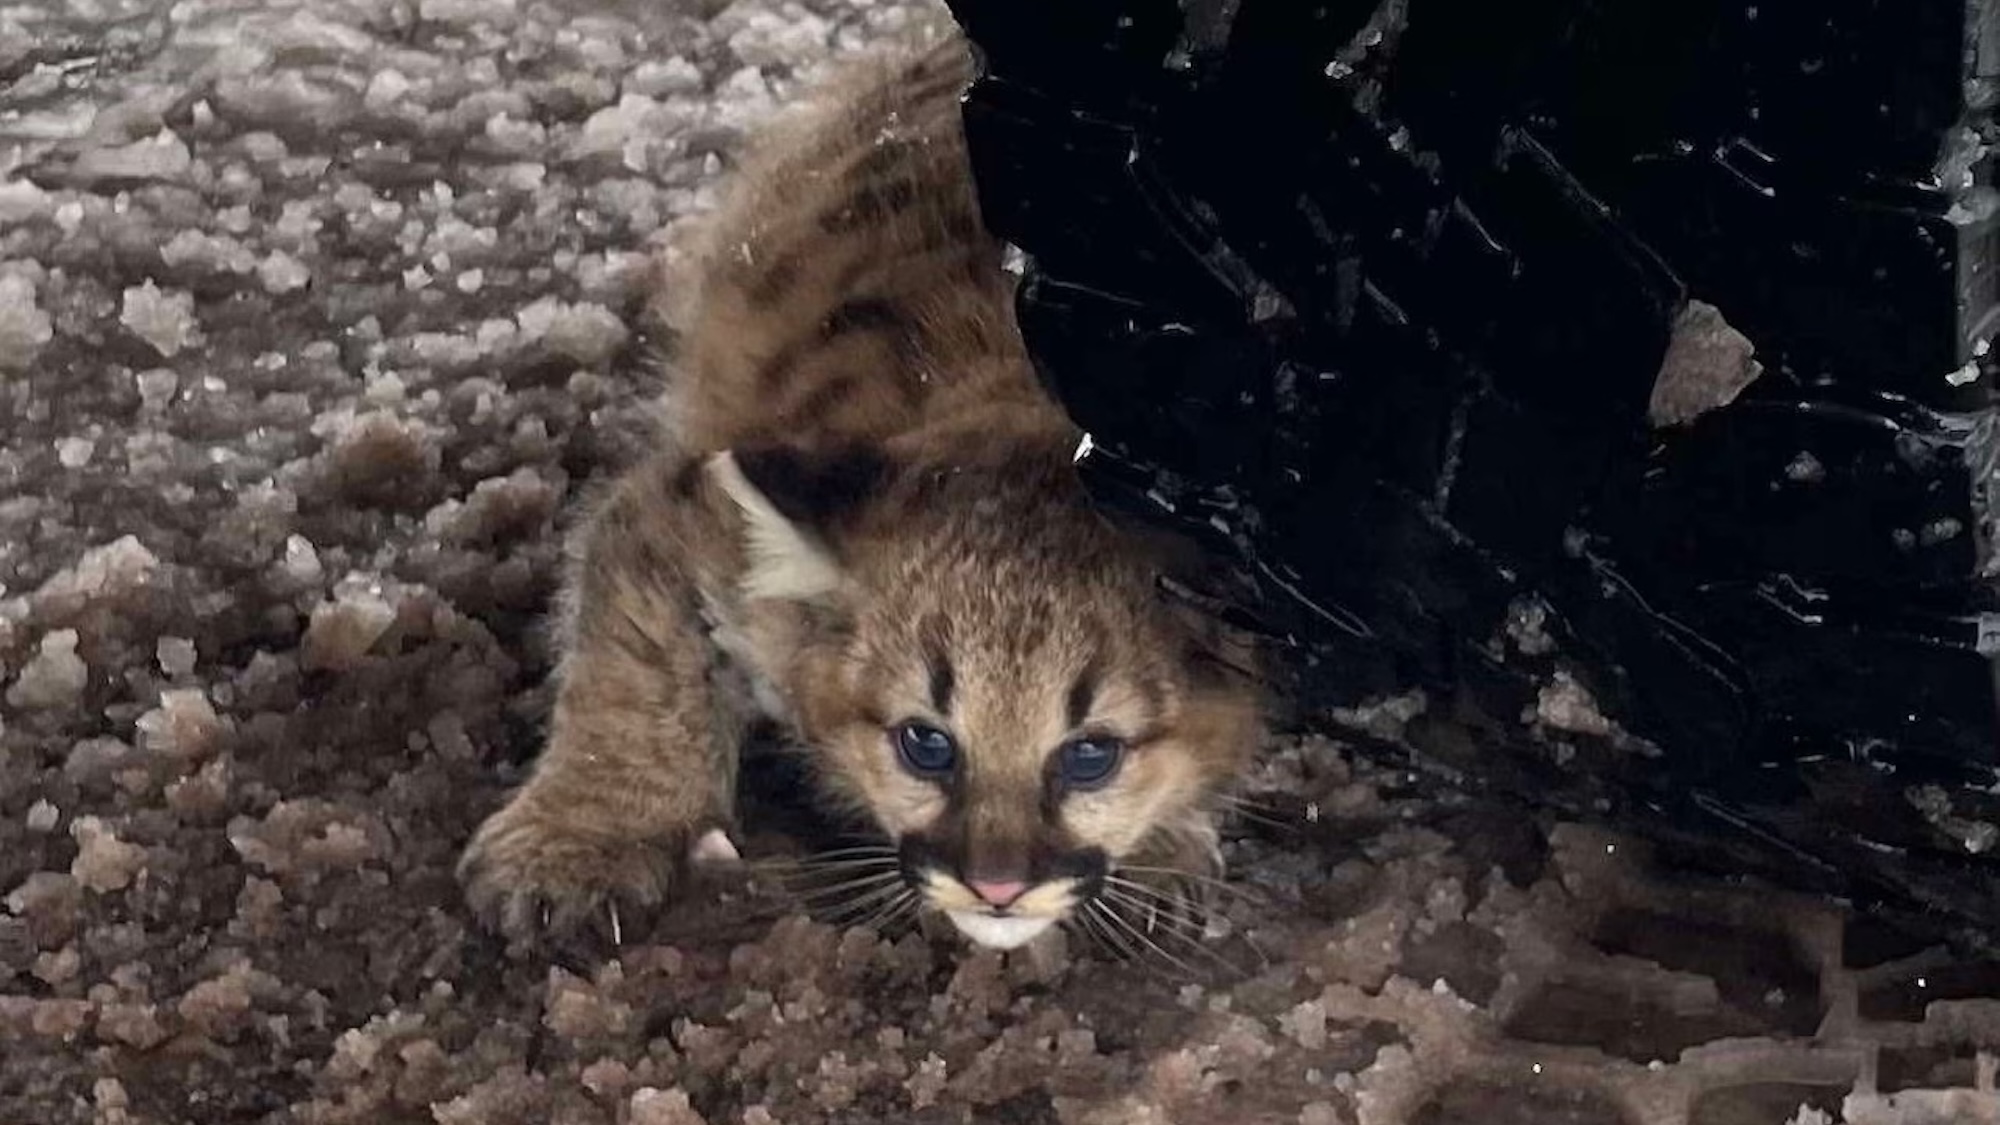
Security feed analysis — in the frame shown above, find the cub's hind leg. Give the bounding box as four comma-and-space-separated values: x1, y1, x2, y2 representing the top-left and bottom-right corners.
459, 458, 742, 945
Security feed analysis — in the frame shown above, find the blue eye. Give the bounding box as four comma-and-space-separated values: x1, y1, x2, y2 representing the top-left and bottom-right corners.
1058, 737, 1124, 788
894, 722, 957, 776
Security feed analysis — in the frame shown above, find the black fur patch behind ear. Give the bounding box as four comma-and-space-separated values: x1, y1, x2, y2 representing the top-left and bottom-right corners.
731, 444, 893, 533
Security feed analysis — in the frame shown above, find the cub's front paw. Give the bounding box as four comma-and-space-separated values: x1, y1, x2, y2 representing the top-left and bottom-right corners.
457, 795, 704, 947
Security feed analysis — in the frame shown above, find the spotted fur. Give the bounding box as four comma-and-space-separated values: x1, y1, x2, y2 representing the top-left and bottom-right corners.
459, 26, 1264, 953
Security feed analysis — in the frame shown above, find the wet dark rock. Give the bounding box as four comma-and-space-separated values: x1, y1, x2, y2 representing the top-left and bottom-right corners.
949, 0, 2000, 948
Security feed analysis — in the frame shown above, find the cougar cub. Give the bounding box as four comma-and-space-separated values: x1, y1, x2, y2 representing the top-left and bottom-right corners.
459, 27, 1263, 952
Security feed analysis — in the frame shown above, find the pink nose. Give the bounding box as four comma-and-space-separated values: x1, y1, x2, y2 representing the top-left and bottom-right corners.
968, 879, 1029, 908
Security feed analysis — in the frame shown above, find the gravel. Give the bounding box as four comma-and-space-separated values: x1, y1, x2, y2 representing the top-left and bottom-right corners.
4, 0, 1998, 1122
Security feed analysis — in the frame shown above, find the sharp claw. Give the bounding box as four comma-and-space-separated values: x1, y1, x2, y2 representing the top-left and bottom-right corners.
541, 903, 552, 931
608, 901, 624, 946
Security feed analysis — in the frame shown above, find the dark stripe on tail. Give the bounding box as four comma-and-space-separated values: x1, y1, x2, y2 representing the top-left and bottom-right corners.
742, 253, 802, 309
820, 295, 912, 344
784, 371, 861, 428
819, 179, 921, 235
755, 295, 926, 391
755, 336, 810, 389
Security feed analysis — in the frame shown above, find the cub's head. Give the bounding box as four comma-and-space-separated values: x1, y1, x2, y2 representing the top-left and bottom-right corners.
709, 438, 1261, 951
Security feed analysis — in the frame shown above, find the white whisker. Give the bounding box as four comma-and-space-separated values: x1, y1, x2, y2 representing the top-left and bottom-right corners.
820, 877, 916, 927
1092, 897, 1205, 980
1100, 886, 1241, 976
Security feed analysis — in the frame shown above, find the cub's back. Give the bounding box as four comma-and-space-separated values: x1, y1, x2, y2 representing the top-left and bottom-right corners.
657, 29, 1068, 458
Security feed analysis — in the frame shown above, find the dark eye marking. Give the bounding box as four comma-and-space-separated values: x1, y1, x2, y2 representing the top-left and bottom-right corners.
925, 650, 954, 715
920, 617, 954, 715
1056, 736, 1125, 790
893, 720, 958, 778
1064, 659, 1101, 732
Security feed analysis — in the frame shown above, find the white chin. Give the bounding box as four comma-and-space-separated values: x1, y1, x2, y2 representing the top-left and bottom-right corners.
945, 911, 1057, 950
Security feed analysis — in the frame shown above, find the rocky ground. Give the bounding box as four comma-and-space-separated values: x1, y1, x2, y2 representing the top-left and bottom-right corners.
3, 0, 1999, 1122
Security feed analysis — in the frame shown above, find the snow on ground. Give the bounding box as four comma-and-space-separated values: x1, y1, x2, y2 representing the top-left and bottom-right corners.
2, 1, 1998, 1122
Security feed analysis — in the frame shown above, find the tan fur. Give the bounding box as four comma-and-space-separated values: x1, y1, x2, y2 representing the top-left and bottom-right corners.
459, 26, 1264, 949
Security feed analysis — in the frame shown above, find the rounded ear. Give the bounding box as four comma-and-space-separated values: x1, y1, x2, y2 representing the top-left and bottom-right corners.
706, 444, 893, 603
